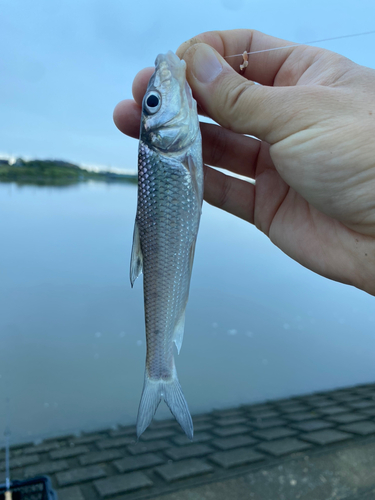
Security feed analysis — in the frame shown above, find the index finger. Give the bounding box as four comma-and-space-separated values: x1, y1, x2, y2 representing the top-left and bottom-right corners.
176, 29, 313, 86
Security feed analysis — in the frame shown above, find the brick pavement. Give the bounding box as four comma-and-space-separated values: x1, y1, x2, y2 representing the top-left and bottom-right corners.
2, 383, 375, 499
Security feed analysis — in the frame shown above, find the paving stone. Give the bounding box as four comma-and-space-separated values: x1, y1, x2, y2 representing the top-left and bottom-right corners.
50, 445, 89, 459
149, 419, 178, 430
165, 444, 214, 461
69, 433, 108, 445
317, 406, 348, 415
331, 394, 363, 402
24, 460, 69, 477
79, 449, 124, 466
212, 435, 258, 450
272, 399, 301, 407
257, 438, 312, 456
140, 429, 176, 441
213, 425, 249, 437
108, 427, 136, 437
277, 404, 309, 414
303, 398, 335, 407
56, 486, 85, 500
128, 440, 171, 455
329, 389, 353, 395
56, 464, 106, 487
339, 421, 375, 435
23, 442, 61, 454
0, 444, 29, 455
291, 420, 334, 432
209, 447, 265, 469
244, 404, 274, 412
353, 386, 375, 394
301, 429, 353, 445
97, 436, 136, 449
248, 410, 280, 419
252, 426, 298, 441
193, 422, 214, 432
94, 472, 152, 496
155, 458, 213, 482
114, 453, 164, 473
347, 401, 375, 409
328, 412, 368, 424
285, 412, 318, 422
361, 407, 375, 416
215, 417, 248, 427
251, 418, 287, 429
0, 454, 39, 471
212, 409, 244, 418
192, 414, 213, 423
173, 432, 213, 446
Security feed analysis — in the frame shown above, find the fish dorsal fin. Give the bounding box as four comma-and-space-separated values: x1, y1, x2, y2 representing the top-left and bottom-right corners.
130, 220, 143, 287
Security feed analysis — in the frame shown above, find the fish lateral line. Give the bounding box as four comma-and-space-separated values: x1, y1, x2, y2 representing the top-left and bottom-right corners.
225, 29, 375, 59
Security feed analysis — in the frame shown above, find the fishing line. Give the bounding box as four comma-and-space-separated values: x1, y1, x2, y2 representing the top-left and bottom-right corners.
225, 29, 375, 58
4, 397, 12, 499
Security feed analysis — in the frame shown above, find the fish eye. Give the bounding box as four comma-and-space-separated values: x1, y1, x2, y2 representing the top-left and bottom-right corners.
144, 91, 161, 114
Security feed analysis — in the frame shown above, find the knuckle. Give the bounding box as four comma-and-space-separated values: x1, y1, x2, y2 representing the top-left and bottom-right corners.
209, 127, 228, 166
218, 80, 254, 131
218, 174, 232, 209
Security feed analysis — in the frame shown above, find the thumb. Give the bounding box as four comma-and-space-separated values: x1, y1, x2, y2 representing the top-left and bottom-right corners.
182, 43, 313, 144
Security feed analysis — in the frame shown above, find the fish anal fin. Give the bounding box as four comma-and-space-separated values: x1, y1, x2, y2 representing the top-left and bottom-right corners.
130, 220, 143, 288
189, 238, 196, 276
173, 237, 197, 354
173, 309, 186, 355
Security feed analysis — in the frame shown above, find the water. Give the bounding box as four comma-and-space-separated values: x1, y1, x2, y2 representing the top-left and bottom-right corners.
1, 181, 375, 445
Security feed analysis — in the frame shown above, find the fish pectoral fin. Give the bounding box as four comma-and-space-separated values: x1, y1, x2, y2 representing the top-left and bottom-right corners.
173, 309, 186, 355
183, 155, 203, 206
130, 220, 143, 287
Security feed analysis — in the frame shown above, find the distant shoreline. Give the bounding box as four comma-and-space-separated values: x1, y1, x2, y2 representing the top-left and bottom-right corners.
0, 158, 137, 186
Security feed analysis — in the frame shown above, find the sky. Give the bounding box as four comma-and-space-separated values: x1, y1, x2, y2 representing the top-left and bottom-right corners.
1, 0, 375, 172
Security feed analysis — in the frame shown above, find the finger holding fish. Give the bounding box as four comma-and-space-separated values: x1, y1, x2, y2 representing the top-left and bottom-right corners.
176, 29, 312, 85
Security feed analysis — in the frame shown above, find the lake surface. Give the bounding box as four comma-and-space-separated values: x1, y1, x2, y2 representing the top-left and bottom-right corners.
1, 181, 374, 445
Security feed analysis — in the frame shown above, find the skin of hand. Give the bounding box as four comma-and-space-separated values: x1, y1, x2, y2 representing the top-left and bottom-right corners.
113, 29, 375, 296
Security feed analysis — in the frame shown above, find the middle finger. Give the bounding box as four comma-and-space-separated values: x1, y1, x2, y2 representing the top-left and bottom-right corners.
202, 122, 272, 179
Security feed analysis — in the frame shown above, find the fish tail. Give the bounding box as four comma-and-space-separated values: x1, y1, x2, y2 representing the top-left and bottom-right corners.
136, 371, 193, 440
163, 375, 194, 440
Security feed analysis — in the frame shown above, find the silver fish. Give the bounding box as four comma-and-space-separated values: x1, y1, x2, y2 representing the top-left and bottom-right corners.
130, 51, 203, 439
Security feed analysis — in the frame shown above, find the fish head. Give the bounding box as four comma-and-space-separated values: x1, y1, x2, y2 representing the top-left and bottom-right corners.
140, 51, 200, 153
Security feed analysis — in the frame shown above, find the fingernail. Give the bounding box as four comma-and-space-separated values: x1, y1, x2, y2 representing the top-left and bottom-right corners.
191, 44, 223, 83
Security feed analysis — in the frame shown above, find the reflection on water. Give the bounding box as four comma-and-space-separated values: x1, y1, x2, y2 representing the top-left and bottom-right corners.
1, 181, 374, 444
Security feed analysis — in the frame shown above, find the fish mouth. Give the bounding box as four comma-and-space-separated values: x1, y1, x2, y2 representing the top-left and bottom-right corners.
154, 51, 187, 84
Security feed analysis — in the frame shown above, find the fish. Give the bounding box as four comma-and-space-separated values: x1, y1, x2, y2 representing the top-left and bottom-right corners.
130, 51, 203, 439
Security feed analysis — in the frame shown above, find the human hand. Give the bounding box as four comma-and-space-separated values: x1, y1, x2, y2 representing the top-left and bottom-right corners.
113, 29, 375, 296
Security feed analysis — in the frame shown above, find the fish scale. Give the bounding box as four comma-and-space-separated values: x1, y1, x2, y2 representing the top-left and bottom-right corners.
137, 143, 198, 380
